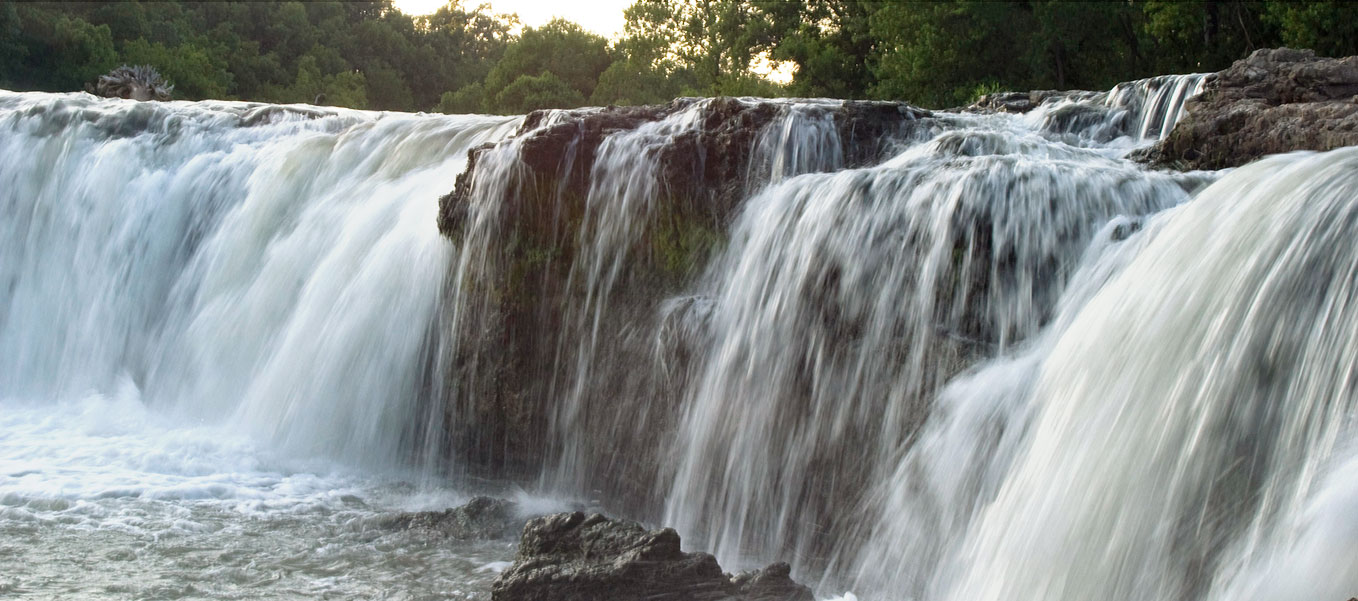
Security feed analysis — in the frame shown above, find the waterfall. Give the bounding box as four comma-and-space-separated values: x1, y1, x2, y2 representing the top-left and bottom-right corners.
920, 147, 1358, 601
660, 113, 1209, 579
10, 67, 1354, 601
1105, 73, 1210, 140
0, 91, 517, 467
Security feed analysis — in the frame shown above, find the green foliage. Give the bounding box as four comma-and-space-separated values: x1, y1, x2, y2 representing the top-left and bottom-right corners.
0, 3, 27, 85
1142, 1, 1276, 73
1, 0, 1354, 113
756, 0, 876, 99
283, 54, 368, 108
493, 72, 586, 115
870, 1, 1034, 107
119, 38, 232, 99
438, 83, 487, 114
1265, 1, 1358, 58
621, 0, 777, 96
0, 0, 514, 111
482, 19, 612, 112
9, 6, 120, 91
590, 58, 686, 106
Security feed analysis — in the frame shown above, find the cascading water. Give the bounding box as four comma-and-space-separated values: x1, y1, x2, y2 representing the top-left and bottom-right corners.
0, 91, 528, 598
1105, 73, 1210, 140
660, 109, 1211, 581
5, 67, 1355, 601
915, 148, 1358, 601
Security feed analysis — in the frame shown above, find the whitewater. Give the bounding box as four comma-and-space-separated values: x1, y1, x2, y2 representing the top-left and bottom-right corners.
1, 72, 1355, 600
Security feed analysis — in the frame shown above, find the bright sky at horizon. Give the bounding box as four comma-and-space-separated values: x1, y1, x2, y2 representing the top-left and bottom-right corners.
392, 0, 632, 38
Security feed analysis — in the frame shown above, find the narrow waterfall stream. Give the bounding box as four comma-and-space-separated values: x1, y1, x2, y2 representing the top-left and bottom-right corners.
2, 71, 1355, 600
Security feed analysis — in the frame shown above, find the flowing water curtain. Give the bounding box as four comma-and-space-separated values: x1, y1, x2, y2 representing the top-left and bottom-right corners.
660, 113, 1206, 580
1026, 73, 1209, 146
930, 148, 1358, 601
848, 148, 1358, 600
0, 90, 519, 468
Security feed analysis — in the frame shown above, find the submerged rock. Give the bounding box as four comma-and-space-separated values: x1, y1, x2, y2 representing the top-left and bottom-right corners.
380, 496, 523, 540
1151, 48, 1358, 169
491, 512, 813, 601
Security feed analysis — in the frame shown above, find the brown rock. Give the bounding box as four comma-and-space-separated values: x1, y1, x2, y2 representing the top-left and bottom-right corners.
491, 512, 812, 601
1152, 48, 1358, 170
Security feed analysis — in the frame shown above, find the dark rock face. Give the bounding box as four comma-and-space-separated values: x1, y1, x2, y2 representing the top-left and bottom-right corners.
380, 496, 523, 540
1152, 48, 1358, 170
432, 97, 930, 501
491, 512, 812, 601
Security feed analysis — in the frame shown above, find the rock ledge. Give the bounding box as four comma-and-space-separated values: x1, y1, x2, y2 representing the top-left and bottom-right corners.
1151, 48, 1358, 169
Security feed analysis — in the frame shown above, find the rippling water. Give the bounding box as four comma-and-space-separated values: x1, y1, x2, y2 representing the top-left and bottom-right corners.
0, 389, 517, 600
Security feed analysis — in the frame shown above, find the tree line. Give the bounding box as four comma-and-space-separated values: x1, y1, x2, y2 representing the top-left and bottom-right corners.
1, 1, 1354, 113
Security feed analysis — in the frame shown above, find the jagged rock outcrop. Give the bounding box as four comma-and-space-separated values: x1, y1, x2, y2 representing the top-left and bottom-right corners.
432, 97, 930, 501
1151, 48, 1358, 169
92, 65, 174, 102
491, 512, 813, 601
378, 496, 524, 540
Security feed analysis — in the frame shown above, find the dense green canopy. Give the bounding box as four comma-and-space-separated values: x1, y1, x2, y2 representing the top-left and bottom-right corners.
1, 1, 1354, 112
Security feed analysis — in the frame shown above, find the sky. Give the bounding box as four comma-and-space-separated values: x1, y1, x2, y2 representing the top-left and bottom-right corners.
392, 0, 633, 38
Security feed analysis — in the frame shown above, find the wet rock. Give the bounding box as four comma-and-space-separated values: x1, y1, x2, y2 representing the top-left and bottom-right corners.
433, 97, 930, 496
1151, 48, 1358, 170
381, 496, 523, 540
438, 97, 927, 237
491, 512, 812, 601
731, 562, 814, 601
967, 89, 1093, 114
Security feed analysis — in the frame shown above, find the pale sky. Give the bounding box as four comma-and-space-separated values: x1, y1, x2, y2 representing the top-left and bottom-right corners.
393, 0, 632, 39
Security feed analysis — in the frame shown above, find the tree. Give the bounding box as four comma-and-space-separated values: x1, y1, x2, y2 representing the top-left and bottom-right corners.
9, 7, 119, 92
756, 0, 878, 99
437, 82, 486, 114
1265, 0, 1358, 58
119, 38, 232, 99
621, 0, 775, 95
483, 19, 612, 107
1141, 1, 1276, 73
492, 71, 585, 114
282, 54, 368, 108
1025, 1, 1144, 91
870, 2, 1033, 107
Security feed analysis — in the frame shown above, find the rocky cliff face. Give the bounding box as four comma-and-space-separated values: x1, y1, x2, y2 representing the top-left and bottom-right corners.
1150, 48, 1358, 169
432, 97, 931, 502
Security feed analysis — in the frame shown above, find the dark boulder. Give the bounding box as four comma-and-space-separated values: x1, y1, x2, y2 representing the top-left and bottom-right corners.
1150, 48, 1358, 170
491, 512, 813, 601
